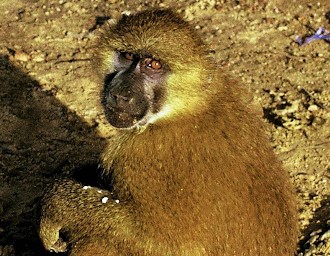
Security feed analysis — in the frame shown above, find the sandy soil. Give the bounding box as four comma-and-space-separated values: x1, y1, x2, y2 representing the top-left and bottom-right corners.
0, 0, 329, 255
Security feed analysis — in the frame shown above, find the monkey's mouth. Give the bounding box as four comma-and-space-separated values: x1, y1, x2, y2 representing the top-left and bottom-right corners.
103, 94, 149, 129
105, 107, 147, 129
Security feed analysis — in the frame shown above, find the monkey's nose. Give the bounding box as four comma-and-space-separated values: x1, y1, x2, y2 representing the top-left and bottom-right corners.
107, 93, 133, 109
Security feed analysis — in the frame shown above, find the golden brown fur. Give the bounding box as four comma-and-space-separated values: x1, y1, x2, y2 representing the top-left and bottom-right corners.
39, 9, 298, 255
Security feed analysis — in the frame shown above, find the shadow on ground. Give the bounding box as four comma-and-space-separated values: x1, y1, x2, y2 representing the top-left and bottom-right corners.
298, 197, 330, 254
0, 55, 106, 256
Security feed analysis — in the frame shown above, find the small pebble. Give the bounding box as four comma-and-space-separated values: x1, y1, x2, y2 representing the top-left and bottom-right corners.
320, 230, 330, 241
102, 197, 108, 203
83, 186, 91, 190
308, 105, 318, 112
310, 229, 322, 236
122, 10, 131, 16
115, 199, 120, 204
32, 52, 45, 62
308, 234, 319, 244
14, 51, 30, 62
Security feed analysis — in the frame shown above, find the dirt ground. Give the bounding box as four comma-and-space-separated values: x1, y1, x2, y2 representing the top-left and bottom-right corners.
0, 0, 329, 255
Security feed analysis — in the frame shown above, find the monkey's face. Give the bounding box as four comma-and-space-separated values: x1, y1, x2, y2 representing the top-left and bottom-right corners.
98, 9, 209, 130
102, 51, 167, 129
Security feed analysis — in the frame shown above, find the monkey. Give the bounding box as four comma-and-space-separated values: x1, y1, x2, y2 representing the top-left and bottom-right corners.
39, 9, 298, 256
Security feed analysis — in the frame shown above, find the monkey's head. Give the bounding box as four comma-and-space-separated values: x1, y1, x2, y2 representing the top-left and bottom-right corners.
97, 9, 210, 130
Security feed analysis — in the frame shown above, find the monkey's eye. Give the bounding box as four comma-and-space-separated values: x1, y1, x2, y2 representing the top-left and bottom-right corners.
122, 52, 135, 61
144, 58, 162, 70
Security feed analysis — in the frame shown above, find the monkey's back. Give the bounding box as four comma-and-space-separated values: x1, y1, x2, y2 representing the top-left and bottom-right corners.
105, 73, 298, 256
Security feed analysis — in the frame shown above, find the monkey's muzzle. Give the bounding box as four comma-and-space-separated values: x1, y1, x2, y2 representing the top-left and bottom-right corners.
103, 73, 149, 129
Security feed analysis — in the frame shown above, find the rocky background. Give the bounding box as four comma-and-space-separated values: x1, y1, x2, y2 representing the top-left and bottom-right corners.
0, 0, 329, 255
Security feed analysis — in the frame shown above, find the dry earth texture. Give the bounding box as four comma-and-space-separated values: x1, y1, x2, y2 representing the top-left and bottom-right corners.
0, 0, 329, 255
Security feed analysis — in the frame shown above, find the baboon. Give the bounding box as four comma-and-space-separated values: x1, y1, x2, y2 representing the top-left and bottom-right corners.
39, 9, 298, 256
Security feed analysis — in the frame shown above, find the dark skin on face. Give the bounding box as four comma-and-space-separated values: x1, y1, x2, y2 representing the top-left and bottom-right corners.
102, 52, 165, 129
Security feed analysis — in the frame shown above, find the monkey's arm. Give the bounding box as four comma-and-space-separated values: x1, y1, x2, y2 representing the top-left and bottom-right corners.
39, 179, 134, 253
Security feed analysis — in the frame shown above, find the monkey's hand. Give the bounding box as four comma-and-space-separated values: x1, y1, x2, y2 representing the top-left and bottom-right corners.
39, 179, 125, 253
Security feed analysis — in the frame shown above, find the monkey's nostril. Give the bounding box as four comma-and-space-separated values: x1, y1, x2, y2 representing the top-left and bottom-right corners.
116, 95, 129, 102
108, 94, 132, 108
